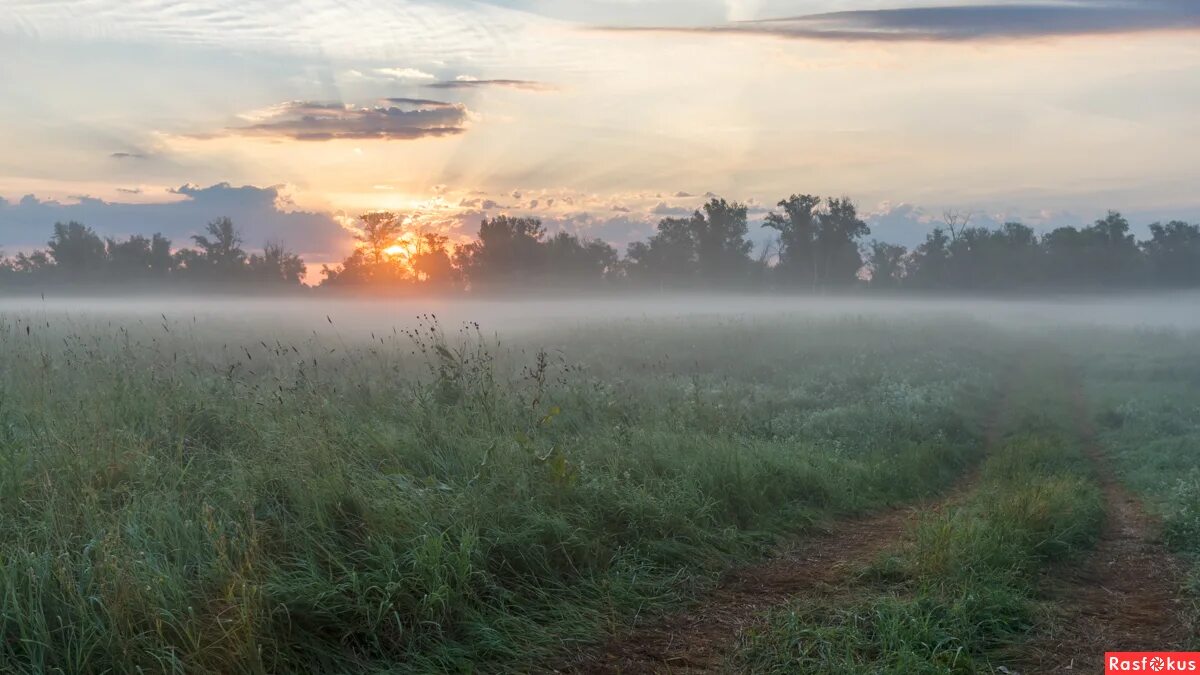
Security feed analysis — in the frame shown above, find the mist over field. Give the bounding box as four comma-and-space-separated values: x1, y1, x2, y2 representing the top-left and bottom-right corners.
4, 291, 1200, 338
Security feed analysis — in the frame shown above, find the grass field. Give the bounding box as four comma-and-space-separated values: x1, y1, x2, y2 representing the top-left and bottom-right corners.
0, 304, 1193, 673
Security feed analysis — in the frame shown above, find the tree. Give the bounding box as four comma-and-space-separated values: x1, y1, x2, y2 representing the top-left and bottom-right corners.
908, 227, 951, 289
355, 212, 403, 264
1043, 211, 1141, 288
762, 195, 870, 290
148, 233, 174, 277
411, 232, 457, 285
867, 241, 907, 289
623, 216, 698, 286
189, 217, 247, 273
816, 197, 870, 288
763, 194, 821, 289
47, 221, 106, 276
544, 231, 618, 283
11, 250, 52, 275
456, 215, 547, 285
1142, 220, 1200, 287
106, 233, 176, 279
248, 243, 306, 285
942, 209, 975, 243
691, 198, 753, 282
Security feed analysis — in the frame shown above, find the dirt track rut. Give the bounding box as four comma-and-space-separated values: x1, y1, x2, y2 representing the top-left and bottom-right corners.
1011, 380, 1194, 673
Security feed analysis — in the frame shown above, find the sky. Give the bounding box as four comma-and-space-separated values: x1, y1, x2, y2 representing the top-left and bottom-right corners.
2, 0, 1199, 279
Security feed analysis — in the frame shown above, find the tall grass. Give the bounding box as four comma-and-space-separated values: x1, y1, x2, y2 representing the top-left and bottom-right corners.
0, 312, 1002, 672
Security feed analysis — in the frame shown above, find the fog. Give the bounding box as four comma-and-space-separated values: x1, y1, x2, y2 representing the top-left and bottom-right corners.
2, 292, 1198, 339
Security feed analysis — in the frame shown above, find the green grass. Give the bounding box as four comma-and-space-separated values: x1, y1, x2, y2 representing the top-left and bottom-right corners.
1072, 328, 1200, 603
0, 313, 1004, 673
733, 362, 1105, 674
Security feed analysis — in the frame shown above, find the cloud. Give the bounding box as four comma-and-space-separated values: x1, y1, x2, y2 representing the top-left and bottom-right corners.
110, 152, 146, 159
604, 1, 1200, 42
427, 77, 555, 91
223, 99, 469, 141
374, 67, 436, 80
652, 201, 694, 216
0, 183, 349, 259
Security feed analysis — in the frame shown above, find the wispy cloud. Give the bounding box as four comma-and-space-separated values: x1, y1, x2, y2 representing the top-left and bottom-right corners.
220, 99, 470, 141
602, 1, 1200, 42
374, 67, 436, 80
110, 152, 146, 159
428, 77, 555, 92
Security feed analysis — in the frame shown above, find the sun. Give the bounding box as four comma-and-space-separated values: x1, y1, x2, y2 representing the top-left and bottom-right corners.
382, 243, 412, 259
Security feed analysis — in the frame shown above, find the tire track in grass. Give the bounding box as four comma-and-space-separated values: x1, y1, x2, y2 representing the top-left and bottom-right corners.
560, 499, 952, 674
1012, 375, 1193, 673
558, 371, 1015, 675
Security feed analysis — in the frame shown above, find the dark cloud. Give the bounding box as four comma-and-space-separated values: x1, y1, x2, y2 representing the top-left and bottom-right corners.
673, 191, 694, 198
226, 99, 469, 141
604, 1, 1200, 42
427, 79, 555, 92
115, 187, 142, 194
382, 97, 461, 108
110, 152, 146, 159
0, 183, 348, 259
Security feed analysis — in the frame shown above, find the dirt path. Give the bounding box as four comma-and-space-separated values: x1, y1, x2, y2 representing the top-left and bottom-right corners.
559, 501, 936, 674
562, 445, 993, 674
1013, 379, 1194, 673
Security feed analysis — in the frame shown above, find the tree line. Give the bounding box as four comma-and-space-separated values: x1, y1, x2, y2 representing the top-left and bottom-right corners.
4, 195, 1200, 293
0, 217, 306, 288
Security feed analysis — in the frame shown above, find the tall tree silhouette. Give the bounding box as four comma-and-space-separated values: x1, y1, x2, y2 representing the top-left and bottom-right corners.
908, 228, 951, 289
104, 233, 176, 279
867, 241, 907, 289
1142, 220, 1200, 287
412, 232, 457, 285
624, 217, 698, 286
692, 198, 753, 282
763, 194, 821, 289
544, 231, 618, 283
188, 217, 247, 273
248, 243, 306, 285
47, 222, 106, 277
456, 215, 546, 285
355, 212, 403, 264
815, 197, 870, 288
